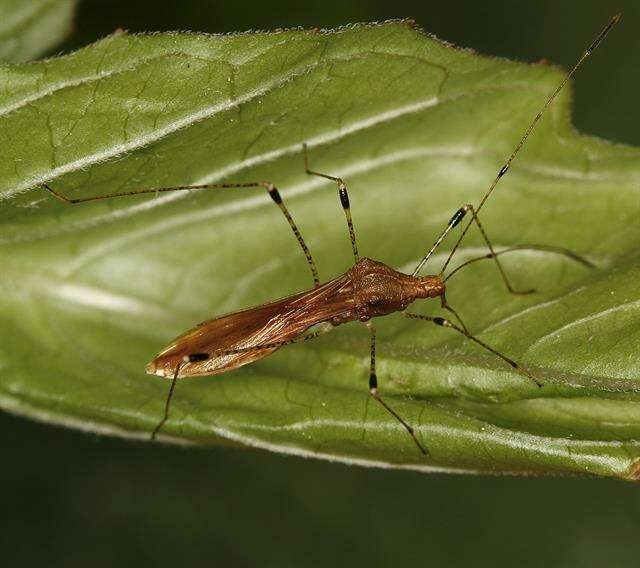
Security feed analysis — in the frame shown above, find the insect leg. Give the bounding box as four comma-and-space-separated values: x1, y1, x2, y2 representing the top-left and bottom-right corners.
404, 312, 542, 387
151, 352, 214, 439
42, 181, 320, 287
302, 144, 359, 263
443, 244, 594, 284
366, 322, 428, 455
439, 293, 469, 334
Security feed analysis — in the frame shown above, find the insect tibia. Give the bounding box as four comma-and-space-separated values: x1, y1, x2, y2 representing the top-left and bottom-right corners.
369, 373, 378, 390
498, 164, 509, 177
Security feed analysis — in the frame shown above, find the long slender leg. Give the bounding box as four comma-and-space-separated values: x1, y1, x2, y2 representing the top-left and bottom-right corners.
439, 293, 469, 334
366, 322, 428, 455
404, 312, 542, 387
302, 144, 359, 263
42, 180, 320, 287
151, 358, 186, 440
443, 244, 594, 284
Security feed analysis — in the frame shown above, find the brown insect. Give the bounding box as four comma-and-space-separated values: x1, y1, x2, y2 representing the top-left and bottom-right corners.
41, 15, 618, 454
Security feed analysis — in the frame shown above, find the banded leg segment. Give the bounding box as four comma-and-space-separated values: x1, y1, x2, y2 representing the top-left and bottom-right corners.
404, 312, 541, 387
43, 180, 320, 287
366, 323, 428, 455
266, 184, 319, 286
302, 144, 359, 263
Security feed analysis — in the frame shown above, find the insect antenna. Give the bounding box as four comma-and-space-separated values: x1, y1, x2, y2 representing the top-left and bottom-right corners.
436, 14, 620, 277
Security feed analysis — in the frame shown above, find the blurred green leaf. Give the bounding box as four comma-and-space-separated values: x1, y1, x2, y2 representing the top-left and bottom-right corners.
1, 21, 640, 480
0, 0, 77, 63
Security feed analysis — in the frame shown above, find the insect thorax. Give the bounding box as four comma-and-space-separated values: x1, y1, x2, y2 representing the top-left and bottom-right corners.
349, 258, 443, 320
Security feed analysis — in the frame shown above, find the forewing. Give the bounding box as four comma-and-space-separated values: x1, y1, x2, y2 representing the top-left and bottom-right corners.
149, 273, 355, 378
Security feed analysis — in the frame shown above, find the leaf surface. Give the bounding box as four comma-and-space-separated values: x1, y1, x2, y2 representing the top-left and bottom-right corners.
2, 22, 640, 479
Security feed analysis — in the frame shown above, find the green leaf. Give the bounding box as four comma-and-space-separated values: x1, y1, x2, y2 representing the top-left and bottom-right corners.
0, 0, 77, 63
2, 21, 640, 480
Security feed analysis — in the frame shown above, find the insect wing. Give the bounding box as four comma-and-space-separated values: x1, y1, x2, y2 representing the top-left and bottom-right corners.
148, 273, 354, 378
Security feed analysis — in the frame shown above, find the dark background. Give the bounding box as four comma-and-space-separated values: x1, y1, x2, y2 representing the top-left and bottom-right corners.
4, 1, 640, 566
